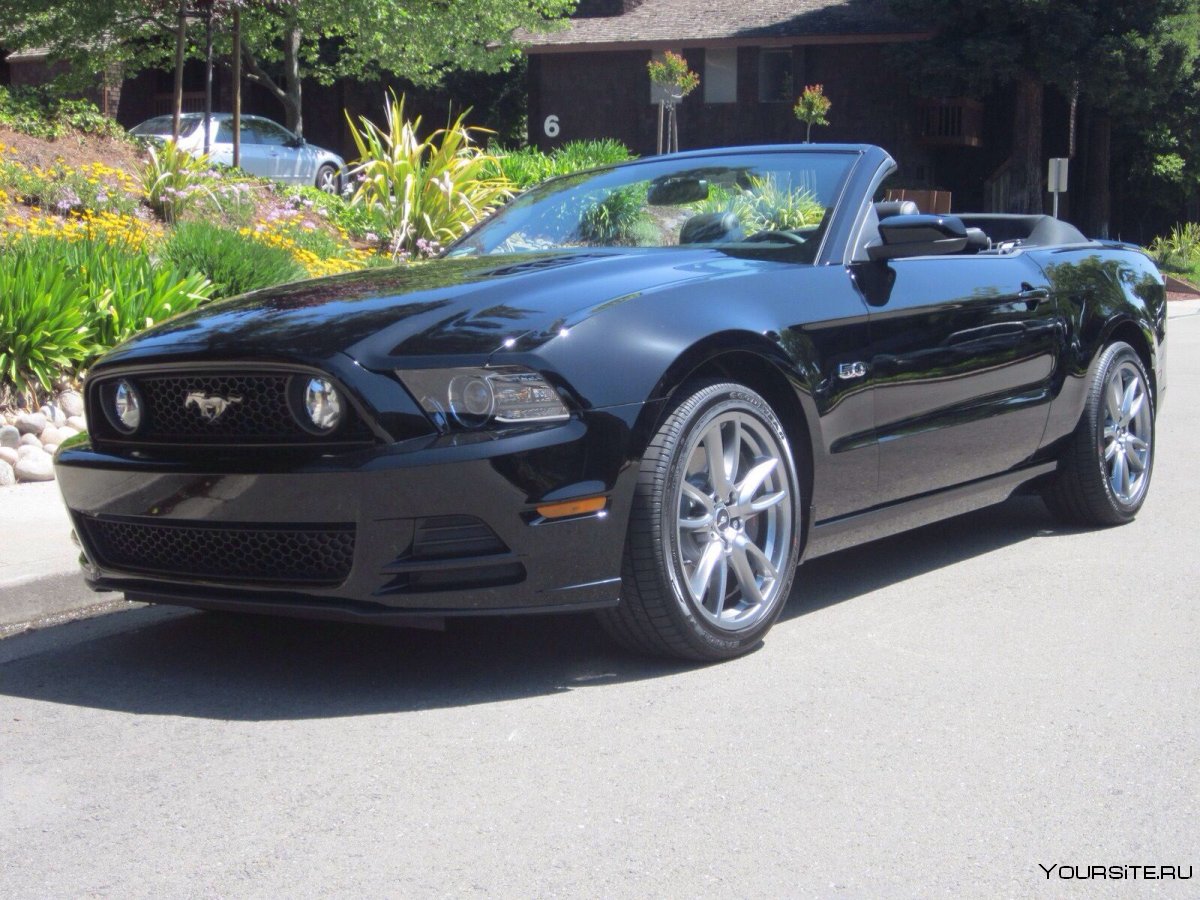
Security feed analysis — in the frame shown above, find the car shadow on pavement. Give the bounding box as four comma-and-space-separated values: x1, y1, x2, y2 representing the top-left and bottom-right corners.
783, 494, 1065, 622
0, 495, 1074, 721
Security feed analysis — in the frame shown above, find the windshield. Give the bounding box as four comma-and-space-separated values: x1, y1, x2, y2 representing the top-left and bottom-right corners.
131, 115, 204, 138
448, 150, 857, 263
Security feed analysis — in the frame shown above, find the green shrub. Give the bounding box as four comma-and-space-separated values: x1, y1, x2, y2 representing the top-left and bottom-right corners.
0, 245, 95, 403
0, 236, 218, 389
578, 184, 652, 245
346, 92, 512, 258
488, 147, 556, 189
552, 139, 634, 173
488, 139, 635, 190
51, 239, 217, 347
1148, 222, 1200, 272
162, 221, 306, 297
690, 177, 824, 233
0, 85, 125, 140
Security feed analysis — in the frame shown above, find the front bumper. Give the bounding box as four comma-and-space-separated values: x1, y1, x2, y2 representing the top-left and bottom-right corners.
55, 405, 643, 622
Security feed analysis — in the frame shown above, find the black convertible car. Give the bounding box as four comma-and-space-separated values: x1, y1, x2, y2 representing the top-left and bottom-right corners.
55, 144, 1166, 660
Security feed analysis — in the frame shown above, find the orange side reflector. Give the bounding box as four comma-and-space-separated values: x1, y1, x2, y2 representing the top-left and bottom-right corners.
536, 496, 607, 519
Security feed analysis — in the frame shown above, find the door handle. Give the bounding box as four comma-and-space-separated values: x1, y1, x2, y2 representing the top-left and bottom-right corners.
1017, 284, 1051, 308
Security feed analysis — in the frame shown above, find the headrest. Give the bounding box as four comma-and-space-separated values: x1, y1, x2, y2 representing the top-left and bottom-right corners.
680, 211, 743, 244
875, 200, 920, 219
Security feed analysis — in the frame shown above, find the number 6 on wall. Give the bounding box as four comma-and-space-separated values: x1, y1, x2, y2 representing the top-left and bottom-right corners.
543, 115, 560, 138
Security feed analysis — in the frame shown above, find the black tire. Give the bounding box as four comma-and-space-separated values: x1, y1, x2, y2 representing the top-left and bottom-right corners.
315, 164, 339, 194
599, 381, 803, 661
1043, 341, 1155, 526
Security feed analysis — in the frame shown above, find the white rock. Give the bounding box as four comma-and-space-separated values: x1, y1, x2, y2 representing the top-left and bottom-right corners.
15, 412, 47, 435
19, 433, 40, 447
0, 424, 19, 448
17, 443, 44, 459
0, 446, 17, 466
58, 426, 79, 441
0, 459, 14, 486
57, 390, 85, 418
67, 416, 87, 432
40, 426, 64, 446
14, 450, 54, 482
39, 404, 67, 427
42, 443, 58, 455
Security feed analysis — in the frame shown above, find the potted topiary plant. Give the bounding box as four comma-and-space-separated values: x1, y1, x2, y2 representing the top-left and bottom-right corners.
648, 51, 699, 153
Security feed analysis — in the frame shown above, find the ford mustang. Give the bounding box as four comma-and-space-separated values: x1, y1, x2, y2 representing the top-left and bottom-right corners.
55, 144, 1167, 660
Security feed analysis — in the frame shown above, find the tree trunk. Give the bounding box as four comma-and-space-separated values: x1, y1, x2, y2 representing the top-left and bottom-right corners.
239, 20, 304, 136
1082, 112, 1112, 239
282, 21, 302, 136
1009, 74, 1044, 214
171, 0, 187, 141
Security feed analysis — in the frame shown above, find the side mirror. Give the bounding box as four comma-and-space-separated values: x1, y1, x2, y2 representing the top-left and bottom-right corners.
867, 214, 968, 261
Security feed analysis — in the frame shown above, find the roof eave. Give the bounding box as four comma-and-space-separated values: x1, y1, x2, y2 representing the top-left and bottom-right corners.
522, 31, 933, 54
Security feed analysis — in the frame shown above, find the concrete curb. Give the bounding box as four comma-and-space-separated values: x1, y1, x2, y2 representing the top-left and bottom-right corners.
0, 570, 121, 632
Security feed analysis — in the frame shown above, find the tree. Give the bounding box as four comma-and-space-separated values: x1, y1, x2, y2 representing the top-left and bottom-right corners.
793, 84, 831, 143
889, 0, 1200, 232
0, 0, 575, 136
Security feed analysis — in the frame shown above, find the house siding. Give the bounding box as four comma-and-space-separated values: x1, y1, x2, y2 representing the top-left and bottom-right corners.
529, 43, 930, 180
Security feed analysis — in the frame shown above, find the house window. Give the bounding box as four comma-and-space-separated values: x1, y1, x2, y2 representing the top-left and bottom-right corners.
758, 48, 795, 103
704, 48, 737, 103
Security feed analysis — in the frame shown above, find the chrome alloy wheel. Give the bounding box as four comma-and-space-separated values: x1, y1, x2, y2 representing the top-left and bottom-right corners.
673, 411, 794, 631
1103, 359, 1152, 505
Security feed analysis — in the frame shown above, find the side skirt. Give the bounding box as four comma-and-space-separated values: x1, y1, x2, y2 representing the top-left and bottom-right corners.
802, 461, 1059, 562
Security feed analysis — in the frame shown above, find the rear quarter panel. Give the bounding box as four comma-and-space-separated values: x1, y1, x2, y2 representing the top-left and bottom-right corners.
1028, 245, 1167, 451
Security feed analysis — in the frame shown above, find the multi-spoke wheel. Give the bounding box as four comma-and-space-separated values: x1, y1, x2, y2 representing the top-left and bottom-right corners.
315, 164, 339, 194
600, 381, 802, 660
1043, 341, 1155, 526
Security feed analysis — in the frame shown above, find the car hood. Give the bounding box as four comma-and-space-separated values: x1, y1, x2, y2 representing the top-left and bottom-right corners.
94, 248, 776, 370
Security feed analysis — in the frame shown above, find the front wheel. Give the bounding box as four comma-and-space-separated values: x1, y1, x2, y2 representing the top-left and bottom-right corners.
600, 381, 802, 661
1043, 341, 1155, 526
315, 164, 339, 194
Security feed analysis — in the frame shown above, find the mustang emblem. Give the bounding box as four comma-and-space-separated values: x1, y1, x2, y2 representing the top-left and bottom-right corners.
185, 390, 243, 423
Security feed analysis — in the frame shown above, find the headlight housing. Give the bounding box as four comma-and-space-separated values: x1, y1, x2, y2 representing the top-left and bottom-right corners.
397, 366, 570, 432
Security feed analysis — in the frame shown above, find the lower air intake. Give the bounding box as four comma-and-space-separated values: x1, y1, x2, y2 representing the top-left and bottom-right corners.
81, 516, 356, 586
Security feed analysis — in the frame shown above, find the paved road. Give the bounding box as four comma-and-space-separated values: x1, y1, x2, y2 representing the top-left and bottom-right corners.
3, 309, 1198, 898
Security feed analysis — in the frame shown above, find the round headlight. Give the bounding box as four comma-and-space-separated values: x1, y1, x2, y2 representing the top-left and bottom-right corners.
303, 377, 342, 432
112, 380, 142, 433
448, 374, 494, 428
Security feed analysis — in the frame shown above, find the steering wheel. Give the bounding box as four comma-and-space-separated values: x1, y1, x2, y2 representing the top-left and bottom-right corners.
743, 229, 807, 246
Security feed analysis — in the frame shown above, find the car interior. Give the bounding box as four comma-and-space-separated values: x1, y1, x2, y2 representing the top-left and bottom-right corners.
854, 199, 1089, 261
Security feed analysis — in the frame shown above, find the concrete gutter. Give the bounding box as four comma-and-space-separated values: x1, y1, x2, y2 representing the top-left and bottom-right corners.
0, 481, 123, 633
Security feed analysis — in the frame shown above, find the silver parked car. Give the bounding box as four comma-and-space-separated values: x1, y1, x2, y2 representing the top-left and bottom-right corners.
130, 113, 346, 192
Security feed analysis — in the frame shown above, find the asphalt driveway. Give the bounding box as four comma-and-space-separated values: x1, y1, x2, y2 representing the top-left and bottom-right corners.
2, 305, 1197, 897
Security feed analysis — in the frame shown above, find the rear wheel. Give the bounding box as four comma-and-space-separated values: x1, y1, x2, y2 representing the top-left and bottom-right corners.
600, 381, 802, 661
315, 164, 339, 194
1043, 341, 1155, 525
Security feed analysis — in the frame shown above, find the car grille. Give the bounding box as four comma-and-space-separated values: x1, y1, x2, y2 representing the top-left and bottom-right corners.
88, 370, 375, 446
80, 515, 356, 586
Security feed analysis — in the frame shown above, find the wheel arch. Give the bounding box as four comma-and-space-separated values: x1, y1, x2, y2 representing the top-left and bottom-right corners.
632, 333, 818, 545
1101, 317, 1157, 403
